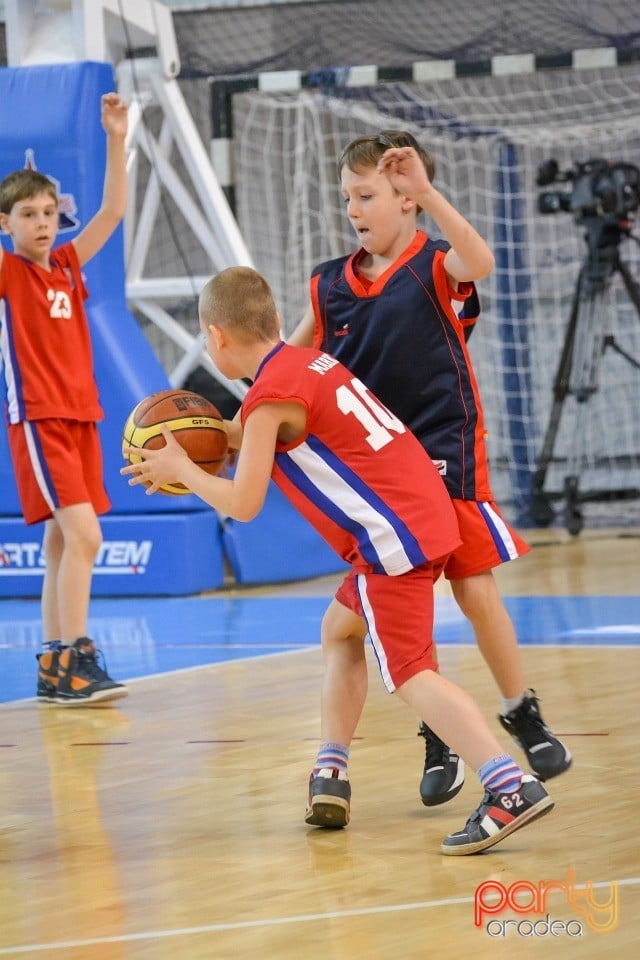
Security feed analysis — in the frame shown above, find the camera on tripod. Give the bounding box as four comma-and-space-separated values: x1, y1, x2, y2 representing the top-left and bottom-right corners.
537, 157, 640, 222
532, 157, 640, 535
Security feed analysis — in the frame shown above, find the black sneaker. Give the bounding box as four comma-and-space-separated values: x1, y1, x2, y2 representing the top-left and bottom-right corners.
418, 722, 465, 806
499, 690, 572, 781
441, 775, 554, 856
305, 769, 351, 828
36, 647, 62, 702
56, 638, 128, 706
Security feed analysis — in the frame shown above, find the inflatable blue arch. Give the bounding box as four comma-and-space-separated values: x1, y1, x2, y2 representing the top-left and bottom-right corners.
0, 61, 344, 596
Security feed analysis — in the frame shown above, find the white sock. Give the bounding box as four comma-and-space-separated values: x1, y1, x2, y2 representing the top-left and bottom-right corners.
502, 691, 526, 714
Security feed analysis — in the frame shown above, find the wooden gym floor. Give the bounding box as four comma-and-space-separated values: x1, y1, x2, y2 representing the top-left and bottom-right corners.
1, 527, 639, 958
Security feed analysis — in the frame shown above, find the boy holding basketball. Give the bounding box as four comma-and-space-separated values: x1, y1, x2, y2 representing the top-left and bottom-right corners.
121, 265, 554, 856
288, 131, 571, 805
0, 93, 129, 705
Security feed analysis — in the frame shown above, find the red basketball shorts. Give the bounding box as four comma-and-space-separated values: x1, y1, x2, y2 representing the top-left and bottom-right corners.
443, 499, 530, 580
335, 559, 446, 693
7, 419, 111, 525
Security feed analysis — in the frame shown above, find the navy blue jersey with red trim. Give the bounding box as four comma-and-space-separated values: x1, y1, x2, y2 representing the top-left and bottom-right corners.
310, 230, 493, 501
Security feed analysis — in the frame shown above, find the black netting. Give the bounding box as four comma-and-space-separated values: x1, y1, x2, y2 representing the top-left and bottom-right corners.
173, 0, 640, 78
231, 64, 640, 525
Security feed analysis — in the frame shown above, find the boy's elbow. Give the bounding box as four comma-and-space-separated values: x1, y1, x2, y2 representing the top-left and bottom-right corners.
477, 251, 495, 279
223, 476, 268, 522
112, 202, 127, 224
228, 501, 262, 523
236, 508, 260, 523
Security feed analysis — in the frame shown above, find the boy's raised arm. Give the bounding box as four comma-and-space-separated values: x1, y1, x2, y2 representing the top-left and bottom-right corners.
73, 93, 128, 266
378, 145, 495, 283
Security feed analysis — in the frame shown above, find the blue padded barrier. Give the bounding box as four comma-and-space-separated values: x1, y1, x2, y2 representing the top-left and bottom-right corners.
0, 60, 346, 595
221, 481, 347, 585
0, 61, 223, 595
0, 510, 224, 597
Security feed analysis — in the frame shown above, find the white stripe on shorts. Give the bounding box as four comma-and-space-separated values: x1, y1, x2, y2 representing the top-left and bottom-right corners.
356, 573, 396, 693
23, 422, 56, 511
481, 501, 519, 560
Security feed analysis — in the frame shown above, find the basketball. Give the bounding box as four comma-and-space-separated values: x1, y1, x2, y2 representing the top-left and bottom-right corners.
122, 389, 228, 495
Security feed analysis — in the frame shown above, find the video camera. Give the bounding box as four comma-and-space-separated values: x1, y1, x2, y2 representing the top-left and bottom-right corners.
537, 158, 640, 222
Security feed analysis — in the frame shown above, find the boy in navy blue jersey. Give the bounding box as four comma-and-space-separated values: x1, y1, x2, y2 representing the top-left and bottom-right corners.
290, 130, 571, 805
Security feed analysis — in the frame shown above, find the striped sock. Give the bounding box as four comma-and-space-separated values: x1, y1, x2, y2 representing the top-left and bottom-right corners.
478, 754, 524, 794
312, 741, 349, 780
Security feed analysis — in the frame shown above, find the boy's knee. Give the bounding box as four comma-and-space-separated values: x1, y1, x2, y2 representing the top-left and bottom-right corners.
451, 573, 501, 619
321, 598, 364, 640
82, 522, 103, 558
64, 518, 102, 559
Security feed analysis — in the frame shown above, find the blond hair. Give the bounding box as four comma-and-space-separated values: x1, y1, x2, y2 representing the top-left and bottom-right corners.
199, 266, 280, 343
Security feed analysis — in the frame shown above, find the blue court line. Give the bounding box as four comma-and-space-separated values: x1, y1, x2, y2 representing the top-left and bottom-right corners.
0, 594, 638, 704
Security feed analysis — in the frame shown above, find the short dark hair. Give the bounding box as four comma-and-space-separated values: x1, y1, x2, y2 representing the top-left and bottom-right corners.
0, 169, 58, 215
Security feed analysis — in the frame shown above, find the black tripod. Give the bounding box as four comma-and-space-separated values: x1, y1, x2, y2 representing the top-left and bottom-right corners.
531, 216, 640, 535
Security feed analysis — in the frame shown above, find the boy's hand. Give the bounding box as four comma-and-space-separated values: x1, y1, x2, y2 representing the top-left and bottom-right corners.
121, 424, 190, 495
101, 92, 128, 139
221, 416, 242, 468
377, 146, 432, 201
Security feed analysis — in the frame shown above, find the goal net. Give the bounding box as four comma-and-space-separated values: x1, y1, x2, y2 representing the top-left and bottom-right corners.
231, 63, 640, 526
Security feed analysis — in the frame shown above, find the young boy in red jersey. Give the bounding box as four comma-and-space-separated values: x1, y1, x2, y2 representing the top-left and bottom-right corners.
0, 93, 129, 706
289, 131, 571, 805
121, 265, 554, 856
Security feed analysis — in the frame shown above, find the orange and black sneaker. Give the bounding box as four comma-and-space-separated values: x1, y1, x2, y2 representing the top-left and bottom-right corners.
56, 637, 128, 707
36, 646, 62, 702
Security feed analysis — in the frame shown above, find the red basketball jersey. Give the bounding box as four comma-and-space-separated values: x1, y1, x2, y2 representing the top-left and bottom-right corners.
0, 242, 103, 423
242, 342, 461, 575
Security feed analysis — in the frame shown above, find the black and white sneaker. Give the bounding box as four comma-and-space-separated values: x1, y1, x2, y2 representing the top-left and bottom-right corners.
499, 690, 572, 781
441, 775, 554, 856
418, 722, 465, 806
305, 769, 351, 828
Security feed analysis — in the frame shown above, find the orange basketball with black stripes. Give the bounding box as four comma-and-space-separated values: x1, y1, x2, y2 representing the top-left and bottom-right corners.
122, 389, 228, 495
